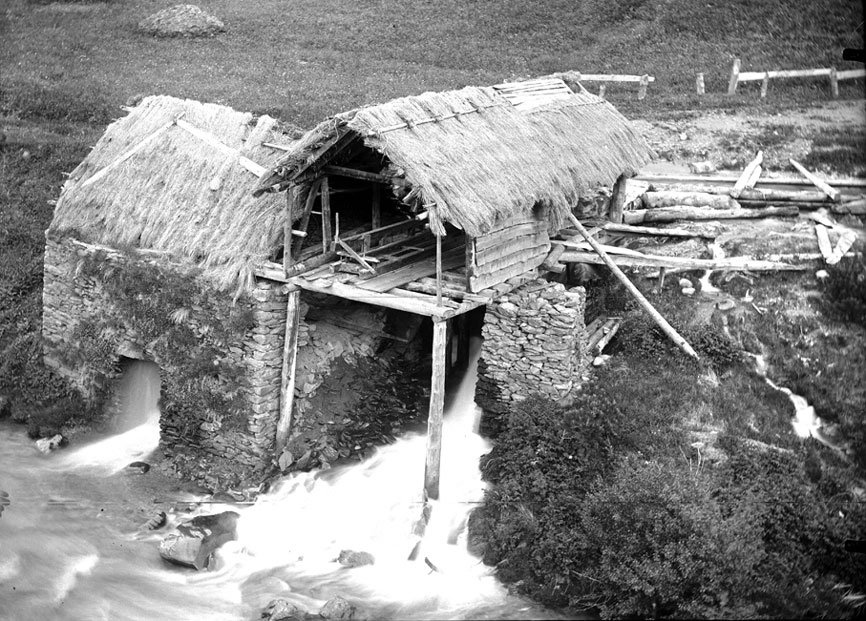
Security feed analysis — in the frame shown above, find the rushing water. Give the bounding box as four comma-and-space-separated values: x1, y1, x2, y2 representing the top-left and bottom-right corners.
0, 341, 568, 620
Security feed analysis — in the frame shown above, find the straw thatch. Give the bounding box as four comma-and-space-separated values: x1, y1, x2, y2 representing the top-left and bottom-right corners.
50, 96, 287, 292
255, 84, 654, 237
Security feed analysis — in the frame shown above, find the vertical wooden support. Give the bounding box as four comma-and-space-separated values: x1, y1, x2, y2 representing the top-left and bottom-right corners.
829, 67, 839, 98
637, 75, 649, 100
608, 173, 628, 224
321, 176, 332, 253
728, 58, 741, 95
696, 72, 705, 95
444, 318, 454, 378
598, 84, 606, 99
284, 188, 301, 273
424, 320, 447, 501
435, 233, 443, 306
760, 72, 770, 98
294, 178, 322, 259
276, 287, 302, 454
371, 183, 381, 230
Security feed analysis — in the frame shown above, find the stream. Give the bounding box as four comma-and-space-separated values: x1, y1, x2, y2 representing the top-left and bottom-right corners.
0, 340, 569, 620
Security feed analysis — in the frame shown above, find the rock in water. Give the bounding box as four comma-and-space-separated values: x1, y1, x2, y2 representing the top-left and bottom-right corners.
320, 596, 356, 620
337, 550, 375, 567
261, 599, 307, 620
159, 511, 239, 570
141, 511, 167, 531
138, 4, 225, 38
125, 461, 151, 474
35, 434, 65, 453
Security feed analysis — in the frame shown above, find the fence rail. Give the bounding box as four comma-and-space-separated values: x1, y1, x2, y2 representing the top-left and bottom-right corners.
727, 58, 866, 98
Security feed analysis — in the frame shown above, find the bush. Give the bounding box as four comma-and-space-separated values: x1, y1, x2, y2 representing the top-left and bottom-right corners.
821, 253, 866, 328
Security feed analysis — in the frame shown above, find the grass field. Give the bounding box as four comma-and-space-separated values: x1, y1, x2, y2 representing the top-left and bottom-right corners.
2, 0, 864, 129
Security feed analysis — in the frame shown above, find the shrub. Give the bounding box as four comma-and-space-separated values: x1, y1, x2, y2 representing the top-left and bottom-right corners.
820, 253, 866, 328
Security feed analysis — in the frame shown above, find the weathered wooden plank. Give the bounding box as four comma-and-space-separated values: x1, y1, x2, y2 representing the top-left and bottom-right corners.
474, 223, 547, 252
474, 245, 549, 276
731, 151, 764, 199
475, 239, 550, 267
357, 246, 465, 292
425, 320, 448, 500
600, 222, 718, 239
815, 224, 833, 261
322, 165, 390, 184
469, 255, 546, 292
790, 159, 842, 202
276, 288, 301, 453
559, 251, 802, 271
291, 277, 454, 317
609, 174, 628, 223
643, 191, 739, 209
623, 205, 798, 224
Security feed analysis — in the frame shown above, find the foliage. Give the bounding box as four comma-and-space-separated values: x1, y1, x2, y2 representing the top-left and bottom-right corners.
820, 253, 866, 328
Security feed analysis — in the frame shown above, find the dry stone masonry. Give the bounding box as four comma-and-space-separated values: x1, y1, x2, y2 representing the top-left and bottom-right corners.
476, 279, 588, 414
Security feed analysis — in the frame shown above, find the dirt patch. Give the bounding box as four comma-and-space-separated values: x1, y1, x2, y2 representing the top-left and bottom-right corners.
635, 100, 866, 177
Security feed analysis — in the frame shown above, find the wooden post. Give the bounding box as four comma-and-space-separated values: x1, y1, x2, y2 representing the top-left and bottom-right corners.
760, 72, 769, 98
608, 174, 628, 223
321, 176, 332, 253
637, 75, 649, 100
444, 318, 454, 378
456, 312, 470, 367
371, 183, 381, 229
566, 213, 699, 359
284, 188, 301, 273
829, 67, 839, 98
598, 84, 606, 99
435, 233, 443, 306
424, 320, 447, 501
696, 73, 705, 95
276, 287, 302, 454
728, 58, 741, 95
293, 178, 322, 259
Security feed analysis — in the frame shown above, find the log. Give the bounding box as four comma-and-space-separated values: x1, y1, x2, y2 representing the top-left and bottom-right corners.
601, 222, 717, 239
623, 205, 798, 224
730, 151, 763, 198
588, 317, 621, 353
322, 165, 390, 184
559, 250, 802, 271
642, 191, 738, 209
424, 321, 447, 500
541, 243, 566, 269
832, 198, 866, 215
276, 288, 301, 453
789, 159, 842, 202
293, 178, 323, 259
566, 213, 698, 359
285, 251, 339, 277
637, 174, 866, 189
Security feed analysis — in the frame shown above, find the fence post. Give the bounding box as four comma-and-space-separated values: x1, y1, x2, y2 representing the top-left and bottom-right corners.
598, 84, 606, 99
830, 67, 839, 98
727, 58, 741, 95
638, 74, 649, 100
760, 72, 769, 98
696, 72, 705, 95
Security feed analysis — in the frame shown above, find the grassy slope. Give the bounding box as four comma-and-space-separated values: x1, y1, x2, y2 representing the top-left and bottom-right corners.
1, 0, 864, 127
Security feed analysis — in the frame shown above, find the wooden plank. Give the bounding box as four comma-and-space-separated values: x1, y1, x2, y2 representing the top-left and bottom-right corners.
828, 230, 857, 265
745, 164, 763, 190
293, 178, 322, 258
624, 205, 798, 224
838, 68, 866, 80
475, 236, 550, 266
321, 176, 332, 252
291, 277, 456, 318
728, 58, 741, 95
424, 320, 447, 500
474, 245, 549, 274
276, 288, 301, 453
340, 218, 425, 246
815, 224, 834, 261
372, 183, 381, 229
566, 214, 698, 359
81, 116, 181, 188
175, 119, 265, 176
601, 222, 718, 239
559, 250, 802, 271
731, 151, 764, 198
474, 223, 546, 252
322, 165, 391, 184
739, 67, 833, 81
435, 234, 443, 306
284, 189, 301, 272
357, 246, 466, 292
790, 159, 842, 202
469, 256, 546, 292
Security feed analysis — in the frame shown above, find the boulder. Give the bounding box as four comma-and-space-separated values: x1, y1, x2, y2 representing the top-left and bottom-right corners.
319, 596, 356, 620
336, 550, 375, 568
159, 511, 239, 570
138, 4, 225, 38
261, 598, 307, 621
35, 434, 65, 453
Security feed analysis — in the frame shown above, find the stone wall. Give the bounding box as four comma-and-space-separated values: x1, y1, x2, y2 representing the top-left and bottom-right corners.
42, 236, 288, 486
476, 279, 588, 415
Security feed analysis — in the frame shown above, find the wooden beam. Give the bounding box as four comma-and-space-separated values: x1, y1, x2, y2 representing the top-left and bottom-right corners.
600, 222, 717, 239
566, 213, 699, 359
728, 58, 741, 95
371, 183, 381, 229
276, 288, 302, 454
293, 178, 323, 259
425, 320, 447, 501
284, 189, 301, 272
636, 174, 866, 189
435, 234, 443, 306
322, 165, 391, 184
789, 159, 842, 202
731, 151, 763, 198
559, 250, 802, 271
175, 119, 265, 176
623, 205, 798, 224
321, 176, 332, 252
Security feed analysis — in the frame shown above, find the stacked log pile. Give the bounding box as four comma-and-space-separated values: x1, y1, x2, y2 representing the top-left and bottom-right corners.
476, 279, 588, 414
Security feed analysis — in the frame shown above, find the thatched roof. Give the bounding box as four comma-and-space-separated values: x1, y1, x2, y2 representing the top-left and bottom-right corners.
50, 96, 286, 292
255, 81, 654, 237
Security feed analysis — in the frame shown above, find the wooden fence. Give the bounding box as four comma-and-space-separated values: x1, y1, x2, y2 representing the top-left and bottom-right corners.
726, 58, 866, 97
550, 71, 655, 100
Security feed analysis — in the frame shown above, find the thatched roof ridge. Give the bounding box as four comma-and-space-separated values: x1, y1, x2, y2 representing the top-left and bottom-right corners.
50, 96, 287, 292
257, 84, 654, 236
